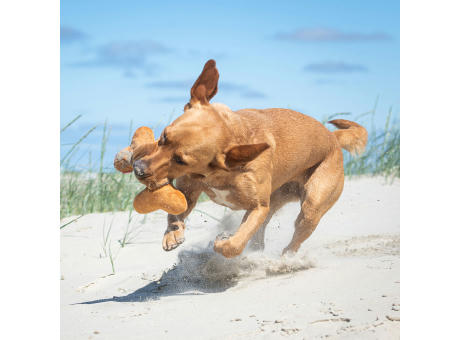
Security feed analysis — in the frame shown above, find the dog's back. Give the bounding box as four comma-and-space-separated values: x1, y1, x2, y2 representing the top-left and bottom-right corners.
232, 108, 365, 186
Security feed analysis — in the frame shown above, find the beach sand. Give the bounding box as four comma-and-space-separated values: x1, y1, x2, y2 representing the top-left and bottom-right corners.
61, 176, 399, 339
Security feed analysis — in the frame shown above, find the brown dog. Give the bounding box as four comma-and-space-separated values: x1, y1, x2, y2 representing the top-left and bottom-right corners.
126, 59, 367, 258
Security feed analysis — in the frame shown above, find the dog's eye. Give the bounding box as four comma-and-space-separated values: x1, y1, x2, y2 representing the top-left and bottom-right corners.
173, 154, 187, 165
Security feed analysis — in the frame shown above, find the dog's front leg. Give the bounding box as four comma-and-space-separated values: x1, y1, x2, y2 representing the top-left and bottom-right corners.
214, 205, 270, 258
163, 176, 203, 251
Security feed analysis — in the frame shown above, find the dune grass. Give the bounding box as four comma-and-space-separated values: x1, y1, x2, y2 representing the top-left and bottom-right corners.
60, 104, 399, 219
60, 117, 145, 218
322, 103, 400, 178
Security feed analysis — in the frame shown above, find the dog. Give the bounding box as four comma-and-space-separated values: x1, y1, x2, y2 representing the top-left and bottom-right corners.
129, 59, 367, 258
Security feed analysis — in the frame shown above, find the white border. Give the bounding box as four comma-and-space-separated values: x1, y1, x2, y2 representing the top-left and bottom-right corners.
0, 0, 60, 338
402, 0, 460, 338
3, 0, 460, 338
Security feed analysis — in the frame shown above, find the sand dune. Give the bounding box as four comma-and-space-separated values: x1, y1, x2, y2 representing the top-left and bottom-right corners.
61, 176, 399, 339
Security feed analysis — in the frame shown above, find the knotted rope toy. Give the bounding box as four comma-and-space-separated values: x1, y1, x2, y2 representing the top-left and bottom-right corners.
114, 126, 188, 215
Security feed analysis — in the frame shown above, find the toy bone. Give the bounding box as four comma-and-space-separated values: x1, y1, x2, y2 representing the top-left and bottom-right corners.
113, 126, 187, 215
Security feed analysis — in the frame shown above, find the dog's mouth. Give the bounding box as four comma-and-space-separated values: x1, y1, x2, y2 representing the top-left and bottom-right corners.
134, 172, 150, 180
144, 177, 172, 192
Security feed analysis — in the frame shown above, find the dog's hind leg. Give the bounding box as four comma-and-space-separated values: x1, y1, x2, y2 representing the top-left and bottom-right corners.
282, 149, 344, 254
249, 182, 300, 251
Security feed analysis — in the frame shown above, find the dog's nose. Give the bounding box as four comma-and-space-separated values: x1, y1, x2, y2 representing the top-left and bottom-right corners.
133, 160, 146, 177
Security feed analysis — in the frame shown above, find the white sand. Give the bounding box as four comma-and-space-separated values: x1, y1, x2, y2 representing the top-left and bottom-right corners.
61, 176, 399, 339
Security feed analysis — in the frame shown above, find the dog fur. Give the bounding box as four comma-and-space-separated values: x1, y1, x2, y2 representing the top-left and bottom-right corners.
130, 60, 368, 258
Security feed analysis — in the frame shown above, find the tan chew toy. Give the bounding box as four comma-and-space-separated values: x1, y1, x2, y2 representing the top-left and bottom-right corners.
113, 126, 188, 215
133, 186, 187, 215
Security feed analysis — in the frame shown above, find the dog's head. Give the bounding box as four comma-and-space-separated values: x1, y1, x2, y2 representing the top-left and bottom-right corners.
113, 126, 187, 215
119, 60, 269, 190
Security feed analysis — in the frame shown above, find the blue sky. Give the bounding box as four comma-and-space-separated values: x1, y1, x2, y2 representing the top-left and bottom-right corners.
61, 0, 399, 169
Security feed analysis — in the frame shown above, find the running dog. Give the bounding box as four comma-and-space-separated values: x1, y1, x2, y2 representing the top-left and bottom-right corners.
119, 59, 367, 258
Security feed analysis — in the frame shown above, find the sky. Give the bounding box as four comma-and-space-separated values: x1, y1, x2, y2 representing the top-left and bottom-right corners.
60, 0, 399, 170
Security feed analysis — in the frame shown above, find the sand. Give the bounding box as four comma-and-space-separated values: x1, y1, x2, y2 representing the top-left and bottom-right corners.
60, 176, 399, 339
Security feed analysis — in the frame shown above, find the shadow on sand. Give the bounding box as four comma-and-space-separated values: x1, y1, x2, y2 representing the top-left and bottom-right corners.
77, 248, 243, 304
76, 245, 315, 305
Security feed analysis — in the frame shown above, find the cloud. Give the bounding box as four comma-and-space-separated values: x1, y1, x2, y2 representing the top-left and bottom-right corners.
314, 78, 347, 85
219, 82, 267, 98
146, 80, 193, 89
72, 40, 170, 76
146, 80, 267, 99
218, 82, 247, 92
304, 62, 368, 73
160, 96, 188, 103
241, 90, 266, 98
61, 26, 88, 44
276, 28, 390, 42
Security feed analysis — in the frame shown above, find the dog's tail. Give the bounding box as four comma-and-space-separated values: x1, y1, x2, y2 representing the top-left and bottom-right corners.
328, 119, 368, 156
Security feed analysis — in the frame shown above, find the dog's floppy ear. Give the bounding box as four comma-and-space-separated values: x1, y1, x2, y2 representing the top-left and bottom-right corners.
190, 59, 219, 105
219, 143, 269, 169
114, 126, 156, 173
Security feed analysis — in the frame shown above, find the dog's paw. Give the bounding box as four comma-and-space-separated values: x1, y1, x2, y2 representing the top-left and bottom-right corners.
162, 224, 185, 251
281, 246, 297, 256
214, 234, 243, 258
215, 232, 232, 241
